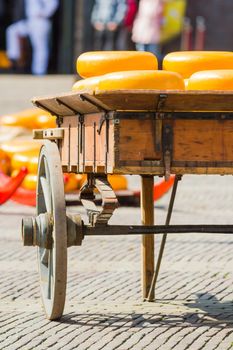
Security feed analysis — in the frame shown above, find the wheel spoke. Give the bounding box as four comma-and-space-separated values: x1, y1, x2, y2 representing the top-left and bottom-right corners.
40, 249, 49, 266
40, 176, 52, 213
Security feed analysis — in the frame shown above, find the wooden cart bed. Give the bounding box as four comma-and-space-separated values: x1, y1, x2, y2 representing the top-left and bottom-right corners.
33, 90, 233, 177
33, 90, 233, 115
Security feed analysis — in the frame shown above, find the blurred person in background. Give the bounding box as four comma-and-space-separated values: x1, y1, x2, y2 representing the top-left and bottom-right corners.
91, 0, 127, 50
0, 0, 6, 48
6, 0, 59, 75
132, 0, 164, 61
119, 0, 138, 50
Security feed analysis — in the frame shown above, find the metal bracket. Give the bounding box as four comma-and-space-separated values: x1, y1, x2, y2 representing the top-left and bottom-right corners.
97, 112, 110, 135
163, 124, 173, 181
154, 94, 167, 154
80, 174, 118, 226
33, 128, 65, 140
156, 94, 167, 111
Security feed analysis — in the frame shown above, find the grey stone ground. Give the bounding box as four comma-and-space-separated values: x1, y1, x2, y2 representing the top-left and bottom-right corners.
0, 76, 233, 349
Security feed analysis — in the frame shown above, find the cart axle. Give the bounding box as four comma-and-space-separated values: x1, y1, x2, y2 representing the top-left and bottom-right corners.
84, 224, 233, 236
22, 214, 233, 249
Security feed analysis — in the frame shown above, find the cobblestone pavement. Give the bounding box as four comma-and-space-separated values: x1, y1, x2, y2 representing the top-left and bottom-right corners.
1, 76, 233, 349
1, 175, 233, 350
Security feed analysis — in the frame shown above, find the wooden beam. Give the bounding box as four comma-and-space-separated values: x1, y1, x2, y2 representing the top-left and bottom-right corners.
141, 175, 154, 300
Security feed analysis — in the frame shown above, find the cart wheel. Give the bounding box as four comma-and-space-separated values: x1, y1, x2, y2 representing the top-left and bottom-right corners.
37, 141, 67, 320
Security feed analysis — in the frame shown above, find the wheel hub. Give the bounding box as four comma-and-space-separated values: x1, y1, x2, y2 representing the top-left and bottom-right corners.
22, 213, 53, 249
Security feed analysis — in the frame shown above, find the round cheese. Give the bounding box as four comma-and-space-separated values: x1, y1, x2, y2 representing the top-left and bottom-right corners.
21, 173, 37, 191
187, 70, 233, 90
0, 140, 41, 158
184, 79, 189, 89
108, 175, 127, 191
72, 76, 101, 92
97, 70, 185, 91
77, 51, 158, 78
0, 149, 11, 174
11, 150, 39, 174
163, 51, 233, 78
0, 108, 56, 129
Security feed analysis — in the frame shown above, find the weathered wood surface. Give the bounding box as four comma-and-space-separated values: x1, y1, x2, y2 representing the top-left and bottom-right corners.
173, 119, 233, 163
32, 90, 233, 116
32, 92, 110, 116
59, 112, 233, 176
141, 176, 154, 301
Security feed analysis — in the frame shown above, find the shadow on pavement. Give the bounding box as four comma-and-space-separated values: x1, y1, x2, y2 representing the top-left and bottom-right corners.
58, 293, 233, 329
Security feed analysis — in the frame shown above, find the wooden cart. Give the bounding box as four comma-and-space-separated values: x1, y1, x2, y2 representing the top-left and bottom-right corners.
22, 90, 233, 320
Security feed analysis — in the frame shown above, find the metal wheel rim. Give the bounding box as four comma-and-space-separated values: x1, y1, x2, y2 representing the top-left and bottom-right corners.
37, 141, 67, 320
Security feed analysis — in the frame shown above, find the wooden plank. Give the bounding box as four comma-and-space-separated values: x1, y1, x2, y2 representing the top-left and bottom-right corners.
118, 119, 161, 161
141, 176, 154, 300
94, 90, 233, 112
32, 90, 233, 116
173, 119, 233, 162
32, 92, 110, 116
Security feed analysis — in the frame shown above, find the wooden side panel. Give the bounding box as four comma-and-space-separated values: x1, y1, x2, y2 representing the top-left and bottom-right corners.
60, 113, 115, 173
60, 114, 233, 175
60, 116, 79, 170
81, 114, 115, 173
173, 119, 233, 162
94, 90, 233, 112
118, 119, 162, 161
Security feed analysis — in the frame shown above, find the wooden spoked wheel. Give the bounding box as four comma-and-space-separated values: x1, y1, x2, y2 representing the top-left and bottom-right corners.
37, 141, 67, 320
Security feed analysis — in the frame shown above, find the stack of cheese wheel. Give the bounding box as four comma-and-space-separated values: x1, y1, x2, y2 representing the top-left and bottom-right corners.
73, 51, 185, 191
1, 140, 41, 191
0, 140, 79, 192
73, 51, 185, 92
163, 51, 233, 91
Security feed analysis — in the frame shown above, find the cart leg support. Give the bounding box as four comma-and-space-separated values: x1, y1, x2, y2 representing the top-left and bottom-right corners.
141, 175, 154, 301
147, 175, 180, 301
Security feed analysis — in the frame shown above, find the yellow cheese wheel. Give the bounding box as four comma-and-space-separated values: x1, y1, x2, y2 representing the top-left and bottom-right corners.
187, 70, 233, 91
0, 51, 11, 69
21, 173, 37, 191
11, 150, 39, 174
77, 51, 158, 78
0, 149, 11, 174
108, 175, 128, 191
97, 70, 185, 91
11, 170, 37, 190
13, 171, 79, 192
0, 140, 41, 158
72, 76, 101, 92
75, 174, 87, 189
184, 79, 189, 89
64, 173, 79, 192
0, 108, 56, 130
163, 51, 233, 79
